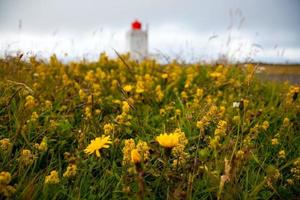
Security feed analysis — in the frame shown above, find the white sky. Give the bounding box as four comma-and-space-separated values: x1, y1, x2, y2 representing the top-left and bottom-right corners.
0, 0, 299, 63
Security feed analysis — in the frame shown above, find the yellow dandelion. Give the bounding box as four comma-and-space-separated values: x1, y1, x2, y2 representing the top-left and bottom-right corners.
84, 135, 112, 157
156, 133, 180, 148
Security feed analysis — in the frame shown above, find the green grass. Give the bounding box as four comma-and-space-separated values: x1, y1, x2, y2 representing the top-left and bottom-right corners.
0, 54, 299, 199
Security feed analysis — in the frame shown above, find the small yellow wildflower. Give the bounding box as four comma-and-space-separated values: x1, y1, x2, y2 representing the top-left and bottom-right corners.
30, 112, 39, 122
278, 150, 286, 159
123, 84, 133, 92
236, 150, 245, 159
122, 139, 150, 166
35, 137, 48, 152
19, 149, 35, 165
171, 129, 188, 166
136, 80, 145, 93
45, 170, 60, 184
136, 140, 150, 161
283, 117, 290, 127
122, 139, 135, 165
175, 109, 181, 116
0, 171, 16, 197
214, 120, 227, 136
196, 88, 204, 98
0, 171, 11, 185
0, 138, 11, 151
160, 108, 166, 116
63, 164, 77, 178
122, 101, 130, 113
156, 133, 180, 148
103, 123, 114, 135
84, 107, 92, 119
130, 149, 141, 164
209, 136, 220, 149
271, 138, 279, 146
286, 178, 294, 185
79, 89, 86, 100
95, 109, 101, 115
84, 135, 112, 157
181, 91, 188, 100
25, 95, 35, 109
87, 95, 93, 104
45, 100, 52, 109
161, 73, 168, 79
262, 121, 270, 131
155, 85, 164, 102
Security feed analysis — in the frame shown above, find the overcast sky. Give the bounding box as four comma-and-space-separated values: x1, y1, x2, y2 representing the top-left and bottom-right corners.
0, 0, 299, 63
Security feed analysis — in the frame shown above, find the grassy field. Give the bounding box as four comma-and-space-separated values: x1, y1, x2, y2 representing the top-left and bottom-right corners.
255, 63, 300, 84
0, 54, 299, 199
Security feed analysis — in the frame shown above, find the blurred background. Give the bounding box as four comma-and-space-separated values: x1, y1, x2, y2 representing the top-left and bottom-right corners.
0, 0, 299, 64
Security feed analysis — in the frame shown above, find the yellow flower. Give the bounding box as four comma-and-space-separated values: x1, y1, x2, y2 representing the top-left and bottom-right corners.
214, 120, 227, 136
30, 112, 39, 122
271, 138, 279, 146
63, 164, 77, 178
45, 100, 52, 109
136, 140, 150, 161
35, 137, 48, 152
0, 171, 15, 197
0, 171, 11, 185
0, 138, 11, 151
159, 108, 166, 116
122, 139, 136, 165
84, 135, 112, 157
155, 85, 164, 102
236, 150, 244, 159
123, 139, 150, 166
79, 89, 86, 100
84, 107, 92, 119
156, 133, 180, 148
123, 84, 133, 92
278, 150, 286, 159
131, 149, 141, 164
262, 121, 270, 131
122, 101, 130, 113
103, 123, 114, 135
45, 170, 60, 184
95, 109, 101, 115
161, 73, 168, 79
25, 95, 35, 109
19, 149, 35, 165
136, 80, 145, 94
283, 117, 290, 127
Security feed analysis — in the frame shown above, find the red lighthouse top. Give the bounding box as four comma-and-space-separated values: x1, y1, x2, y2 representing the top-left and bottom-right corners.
131, 20, 142, 30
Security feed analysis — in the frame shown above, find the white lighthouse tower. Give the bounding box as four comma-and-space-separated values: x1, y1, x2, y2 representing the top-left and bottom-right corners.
126, 20, 148, 61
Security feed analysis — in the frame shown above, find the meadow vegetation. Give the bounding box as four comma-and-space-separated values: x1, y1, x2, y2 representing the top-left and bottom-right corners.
0, 54, 299, 199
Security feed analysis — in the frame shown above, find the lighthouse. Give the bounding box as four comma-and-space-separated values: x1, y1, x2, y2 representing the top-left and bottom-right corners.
126, 20, 148, 61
